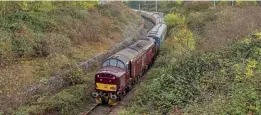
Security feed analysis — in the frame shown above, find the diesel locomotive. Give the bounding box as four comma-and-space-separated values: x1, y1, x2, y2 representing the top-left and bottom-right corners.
91, 10, 167, 105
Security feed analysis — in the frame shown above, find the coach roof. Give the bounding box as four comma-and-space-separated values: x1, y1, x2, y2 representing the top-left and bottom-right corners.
109, 39, 154, 64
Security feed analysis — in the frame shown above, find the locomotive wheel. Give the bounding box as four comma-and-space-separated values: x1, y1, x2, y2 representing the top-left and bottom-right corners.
141, 69, 145, 76
126, 84, 132, 92
118, 93, 123, 101
123, 91, 126, 96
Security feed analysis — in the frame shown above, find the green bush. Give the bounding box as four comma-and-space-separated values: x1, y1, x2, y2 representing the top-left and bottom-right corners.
34, 33, 71, 56
216, 1, 232, 6
16, 85, 91, 115
164, 13, 185, 29
0, 30, 13, 65
33, 33, 50, 57
11, 36, 33, 57
4, 11, 56, 32
125, 34, 261, 114
183, 1, 212, 12
187, 10, 219, 35
72, 1, 97, 10
29, 1, 55, 12
51, 7, 88, 20
235, 1, 258, 7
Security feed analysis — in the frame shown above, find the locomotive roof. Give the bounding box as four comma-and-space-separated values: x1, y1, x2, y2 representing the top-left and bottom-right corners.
109, 38, 154, 64
97, 66, 125, 77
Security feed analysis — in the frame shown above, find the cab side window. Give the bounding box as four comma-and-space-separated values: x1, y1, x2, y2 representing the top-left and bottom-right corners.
126, 63, 129, 71
117, 61, 125, 69
126, 63, 131, 71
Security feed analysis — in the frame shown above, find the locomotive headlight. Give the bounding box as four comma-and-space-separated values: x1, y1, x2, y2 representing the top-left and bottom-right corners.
110, 94, 117, 100
92, 92, 99, 98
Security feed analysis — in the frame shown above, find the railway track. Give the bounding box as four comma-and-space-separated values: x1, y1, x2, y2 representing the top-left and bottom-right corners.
82, 104, 116, 115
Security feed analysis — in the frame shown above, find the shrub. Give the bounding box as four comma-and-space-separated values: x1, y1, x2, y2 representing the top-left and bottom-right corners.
183, 1, 212, 12
11, 36, 33, 57
64, 64, 87, 85
29, 1, 55, 12
216, 1, 232, 6
5, 11, 57, 32
187, 10, 219, 35
0, 30, 13, 65
32, 33, 71, 57
125, 34, 261, 114
43, 33, 71, 55
164, 13, 185, 29
16, 85, 90, 115
73, 1, 97, 10
51, 7, 88, 20
191, 7, 261, 52
172, 28, 195, 51
33, 33, 50, 57
235, 1, 258, 7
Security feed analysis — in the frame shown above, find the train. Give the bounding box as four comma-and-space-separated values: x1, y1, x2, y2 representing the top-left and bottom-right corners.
91, 10, 167, 105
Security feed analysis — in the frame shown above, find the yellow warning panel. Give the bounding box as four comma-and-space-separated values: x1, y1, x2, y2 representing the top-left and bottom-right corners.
96, 83, 117, 91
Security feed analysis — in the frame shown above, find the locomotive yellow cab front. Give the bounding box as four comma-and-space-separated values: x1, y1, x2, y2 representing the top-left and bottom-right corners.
96, 83, 117, 92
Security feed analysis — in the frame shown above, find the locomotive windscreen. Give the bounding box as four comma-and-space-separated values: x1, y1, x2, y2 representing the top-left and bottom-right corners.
102, 59, 125, 69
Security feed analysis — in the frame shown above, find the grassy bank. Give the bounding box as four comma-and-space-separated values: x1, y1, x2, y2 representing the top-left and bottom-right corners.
0, 1, 142, 114
120, 2, 261, 115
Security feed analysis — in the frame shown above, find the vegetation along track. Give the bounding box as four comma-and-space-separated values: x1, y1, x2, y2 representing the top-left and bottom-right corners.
108, 73, 149, 115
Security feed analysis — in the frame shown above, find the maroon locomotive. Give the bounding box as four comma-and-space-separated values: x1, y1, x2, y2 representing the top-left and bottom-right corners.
91, 37, 156, 105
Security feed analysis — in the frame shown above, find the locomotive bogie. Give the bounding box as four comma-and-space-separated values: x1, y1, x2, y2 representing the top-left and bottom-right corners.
92, 91, 120, 105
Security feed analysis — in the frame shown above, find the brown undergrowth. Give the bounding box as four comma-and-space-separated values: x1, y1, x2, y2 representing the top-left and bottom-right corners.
187, 7, 261, 52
